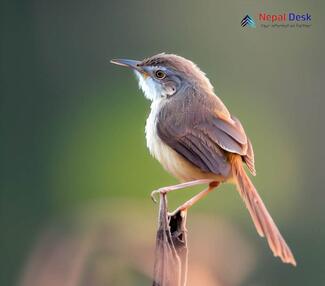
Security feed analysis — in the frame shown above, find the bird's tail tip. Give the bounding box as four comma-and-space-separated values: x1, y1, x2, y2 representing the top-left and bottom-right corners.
231, 155, 296, 266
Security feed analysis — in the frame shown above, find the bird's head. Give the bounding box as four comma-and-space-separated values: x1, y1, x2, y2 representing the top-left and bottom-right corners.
111, 53, 213, 101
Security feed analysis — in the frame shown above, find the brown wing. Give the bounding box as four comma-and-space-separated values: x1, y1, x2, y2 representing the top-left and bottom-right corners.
157, 122, 231, 177
157, 87, 256, 176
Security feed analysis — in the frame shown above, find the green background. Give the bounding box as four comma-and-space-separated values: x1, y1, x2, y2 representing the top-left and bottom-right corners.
1, 0, 324, 285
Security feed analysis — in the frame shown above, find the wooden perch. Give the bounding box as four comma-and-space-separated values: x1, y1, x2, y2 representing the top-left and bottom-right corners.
152, 193, 188, 286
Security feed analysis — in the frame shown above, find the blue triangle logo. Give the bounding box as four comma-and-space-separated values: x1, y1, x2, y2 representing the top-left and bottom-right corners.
241, 15, 256, 28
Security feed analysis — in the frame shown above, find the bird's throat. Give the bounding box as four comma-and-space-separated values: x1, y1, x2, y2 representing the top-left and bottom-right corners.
135, 71, 162, 101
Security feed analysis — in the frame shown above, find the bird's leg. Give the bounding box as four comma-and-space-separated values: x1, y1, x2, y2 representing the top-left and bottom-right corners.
169, 181, 220, 216
150, 179, 215, 203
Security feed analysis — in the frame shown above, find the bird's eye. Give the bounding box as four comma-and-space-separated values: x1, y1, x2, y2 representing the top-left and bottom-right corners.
155, 70, 166, 79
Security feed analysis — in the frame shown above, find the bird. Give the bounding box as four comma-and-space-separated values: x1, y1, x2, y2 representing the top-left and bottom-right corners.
110, 53, 296, 266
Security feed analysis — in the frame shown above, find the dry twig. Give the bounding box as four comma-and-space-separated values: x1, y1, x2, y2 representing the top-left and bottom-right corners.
152, 193, 188, 286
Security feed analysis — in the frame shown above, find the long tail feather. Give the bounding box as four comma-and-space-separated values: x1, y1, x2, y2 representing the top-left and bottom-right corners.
231, 156, 296, 266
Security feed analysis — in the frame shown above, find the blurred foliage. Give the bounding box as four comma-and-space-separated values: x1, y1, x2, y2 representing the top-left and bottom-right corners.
1, 0, 325, 285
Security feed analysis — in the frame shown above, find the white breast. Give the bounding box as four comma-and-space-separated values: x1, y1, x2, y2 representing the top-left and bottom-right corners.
145, 100, 183, 177
145, 99, 166, 161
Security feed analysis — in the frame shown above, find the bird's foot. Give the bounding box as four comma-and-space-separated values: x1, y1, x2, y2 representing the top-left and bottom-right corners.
150, 188, 169, 203
150, 179, 217, 204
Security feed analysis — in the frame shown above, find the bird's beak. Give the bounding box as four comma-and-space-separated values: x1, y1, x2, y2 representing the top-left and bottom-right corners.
110, 58, 150, 78
110, 58, 140, 69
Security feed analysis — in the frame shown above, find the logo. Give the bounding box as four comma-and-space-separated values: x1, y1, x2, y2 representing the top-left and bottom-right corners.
259, 12, 311, 23
241, 15, 256, 28
241, 12, 312, 29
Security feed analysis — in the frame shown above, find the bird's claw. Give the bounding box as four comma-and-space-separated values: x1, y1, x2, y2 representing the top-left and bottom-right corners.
150, 190, 158, 203
150, 189, 167, 204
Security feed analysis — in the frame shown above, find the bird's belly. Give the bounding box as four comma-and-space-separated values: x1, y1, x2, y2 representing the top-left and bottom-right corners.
145, 108, 221, 182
